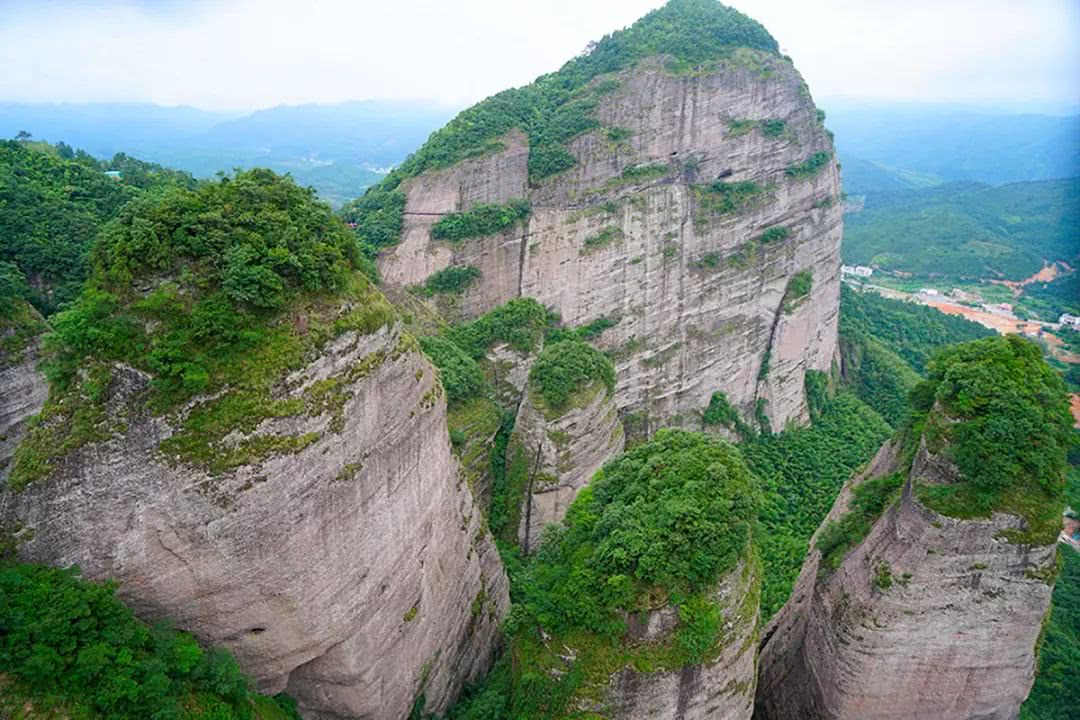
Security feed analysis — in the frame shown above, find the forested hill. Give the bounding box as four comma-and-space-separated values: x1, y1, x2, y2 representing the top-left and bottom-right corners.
842, 177, 1080, 281
0, 139, 196, 315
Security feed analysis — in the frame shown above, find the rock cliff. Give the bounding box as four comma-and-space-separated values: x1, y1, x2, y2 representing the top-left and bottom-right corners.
755, 437, 1057, 720
0, 302, 48, 483
1, 317, 509, 720
511, 377, 624, 552
594, 555, 761, 720
377, 51, 840, 435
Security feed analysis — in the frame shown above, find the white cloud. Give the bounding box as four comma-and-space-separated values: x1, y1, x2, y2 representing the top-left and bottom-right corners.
1, 0, 1077, 111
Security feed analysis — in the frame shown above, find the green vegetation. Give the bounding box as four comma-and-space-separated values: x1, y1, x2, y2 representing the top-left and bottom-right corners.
702, 391, 753, 437
782, 270, 813, 313
347, 0, 779, 247
815, 472, 905, 572
514, 428, 759, 636
0, 562, 298, 720
839, 285, 993, 425
692, 179, 765, 223
1020, 547, 1080, 720
911, 335, 1072, 545
842, 178, 1080, 284
580, 226, 624, 254
785, 150, 831, 180
10, 170, 393, 489
444, 297, 550, 360
430, 199, 530, 242
420, 265, 482, 295
1023, 270, 1080, 319
527, 339, 615, 413
0, 139, 195, 315
743, 389, 892, 618
759, 119, 786, 137
758, 225, 790, 243
418, 336, 489, 407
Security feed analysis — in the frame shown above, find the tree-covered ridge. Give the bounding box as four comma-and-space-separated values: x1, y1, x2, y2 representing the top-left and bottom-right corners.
0, 139, 196, 315
343, 0, 779, 249
913, 335, 1073, 544
838, 285, 994, 426
10, 170, 393, 490
0, 562, 300, 720
842, 177, 1080, 282
1020, 546, 1080, 720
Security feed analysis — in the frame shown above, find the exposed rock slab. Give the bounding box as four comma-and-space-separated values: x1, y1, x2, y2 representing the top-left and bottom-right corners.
0, 312, 48, 483
511, 381, 624, 551
1, 321, 509, 720
379, 53, 841, 434
591, 557, 760, 720
755, 441, 1055, 720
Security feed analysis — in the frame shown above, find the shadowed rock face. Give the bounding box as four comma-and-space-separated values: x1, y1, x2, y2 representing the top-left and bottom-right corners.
755, 441, 1055, 720
511, 380, 624, 552
0, 314, 48, 483
380, 52, 841, 434
1, 321, 509, 720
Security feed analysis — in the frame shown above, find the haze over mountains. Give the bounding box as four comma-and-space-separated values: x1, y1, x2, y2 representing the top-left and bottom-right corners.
1, 99, 1076, 205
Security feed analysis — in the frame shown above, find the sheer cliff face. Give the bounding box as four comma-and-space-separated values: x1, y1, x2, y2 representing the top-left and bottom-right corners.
511, 380, 624, 552
380, 52, 841, 433
1, 321, 509, 720
755, 441, 1056, 720
0, 309, 48, 483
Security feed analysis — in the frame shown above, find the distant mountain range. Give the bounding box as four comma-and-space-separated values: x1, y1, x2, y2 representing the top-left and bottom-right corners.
0, 101, 456, 206
2, 99, 1077, 206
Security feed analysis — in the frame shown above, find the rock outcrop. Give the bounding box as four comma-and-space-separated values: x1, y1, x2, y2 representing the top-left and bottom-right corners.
1, 319, 509, 720
511, 378, 624, 552
379, 52, 841, 434
596, 556, 761, 720
0, 303, 48, 482
755, 440, 1056, 720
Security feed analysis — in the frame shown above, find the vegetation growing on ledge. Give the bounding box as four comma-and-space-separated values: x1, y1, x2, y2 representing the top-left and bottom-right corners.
815, 472, 905, 573
0, 293, 47, 370
782, 270, 813, 313
785, 150, 831, 179
911, 335, 1072, 545
0, 562, 300, 720
702, 390, 754, 438
10, 170, 394, 488
430, 199, 531, 242
580, 226, 624, 254
527, 338, 616, 414
444, 297, 551, 360
345, 0, 779, 246
419, 265, 482, 295
419, 336, 489, 407
692, 179, 766, 223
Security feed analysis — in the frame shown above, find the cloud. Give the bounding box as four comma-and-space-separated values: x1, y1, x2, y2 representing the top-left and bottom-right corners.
1, 0, 1077, 111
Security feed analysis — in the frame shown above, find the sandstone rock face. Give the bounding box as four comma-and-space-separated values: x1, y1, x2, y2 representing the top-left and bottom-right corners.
1, 321, 509, 720
380, 53, 841, 433
0, 317, 48, 483
755, 440, 1055, 720
511, 381, 624, 552
593, 557, 760, 720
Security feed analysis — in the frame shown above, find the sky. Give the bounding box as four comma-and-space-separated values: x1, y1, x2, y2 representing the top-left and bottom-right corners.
1, 0, 1078, 113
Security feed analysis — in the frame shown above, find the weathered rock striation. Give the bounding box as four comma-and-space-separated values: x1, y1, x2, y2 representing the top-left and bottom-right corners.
511, 378, 624, 552
754, 439, 1056, 720
380, 53, 841, 435
1, 319, 509, 720
0, 304, 48, 483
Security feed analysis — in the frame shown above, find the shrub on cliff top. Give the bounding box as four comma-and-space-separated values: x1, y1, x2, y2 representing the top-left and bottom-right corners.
912, 334, 1073, 542
514, 429, 761, 638
527, 338, 615, 413
444, 297, 551, 360
419, 335, 489, 406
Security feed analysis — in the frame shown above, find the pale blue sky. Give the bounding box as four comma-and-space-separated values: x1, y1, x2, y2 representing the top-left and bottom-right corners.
2, 0, 1078, 112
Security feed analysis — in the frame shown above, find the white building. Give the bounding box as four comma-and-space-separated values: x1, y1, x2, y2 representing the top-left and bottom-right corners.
841, 265, 873, 278
1060, 313, 1080, 328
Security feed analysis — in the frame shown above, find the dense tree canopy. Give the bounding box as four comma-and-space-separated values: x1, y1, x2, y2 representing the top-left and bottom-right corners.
527, 338, 615, 413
